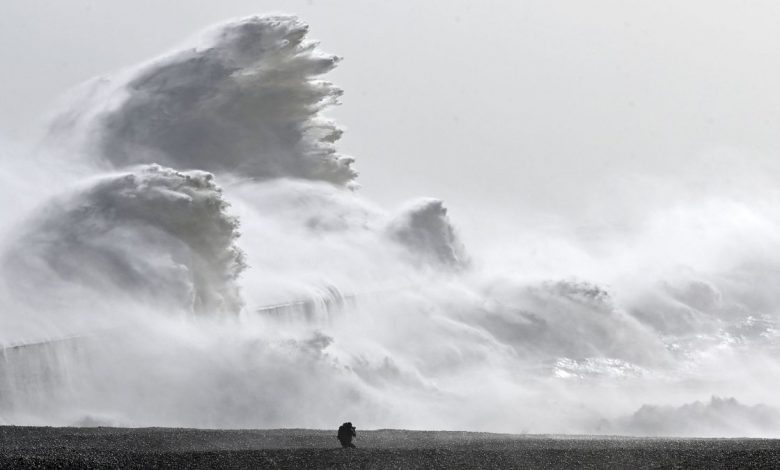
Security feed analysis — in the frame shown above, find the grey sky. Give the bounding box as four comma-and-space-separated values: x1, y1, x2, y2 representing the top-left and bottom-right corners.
2, 0, 780, 240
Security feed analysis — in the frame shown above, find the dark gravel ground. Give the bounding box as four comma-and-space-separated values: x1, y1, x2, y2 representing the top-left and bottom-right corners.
2, 426, 780, 469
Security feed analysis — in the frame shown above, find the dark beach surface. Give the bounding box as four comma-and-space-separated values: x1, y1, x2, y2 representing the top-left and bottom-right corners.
2, 426, 779, 469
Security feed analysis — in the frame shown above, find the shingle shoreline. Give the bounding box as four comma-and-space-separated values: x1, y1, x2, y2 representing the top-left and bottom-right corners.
2, 426, 779, 469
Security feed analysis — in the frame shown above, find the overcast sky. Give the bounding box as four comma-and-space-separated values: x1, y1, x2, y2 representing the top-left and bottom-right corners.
3, 0, 780, 240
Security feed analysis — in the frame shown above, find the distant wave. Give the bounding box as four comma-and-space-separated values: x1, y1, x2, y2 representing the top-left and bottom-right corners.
603, 397, 780, 438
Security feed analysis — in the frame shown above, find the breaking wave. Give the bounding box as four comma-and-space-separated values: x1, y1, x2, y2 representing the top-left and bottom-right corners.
49, 16, 356, 185
2, 165, 244, 316
388, 198, 468, 268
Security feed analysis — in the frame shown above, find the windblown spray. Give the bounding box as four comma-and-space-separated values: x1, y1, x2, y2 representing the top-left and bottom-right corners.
1, 15, 780, 437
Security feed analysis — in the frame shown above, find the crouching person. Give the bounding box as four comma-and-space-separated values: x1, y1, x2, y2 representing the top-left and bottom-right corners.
337, 422, 357, 448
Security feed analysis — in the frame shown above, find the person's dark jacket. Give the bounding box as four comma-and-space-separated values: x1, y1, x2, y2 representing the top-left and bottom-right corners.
337, 423, 356, 446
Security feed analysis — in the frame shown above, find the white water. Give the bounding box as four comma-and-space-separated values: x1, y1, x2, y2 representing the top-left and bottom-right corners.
1, 15, 780, 437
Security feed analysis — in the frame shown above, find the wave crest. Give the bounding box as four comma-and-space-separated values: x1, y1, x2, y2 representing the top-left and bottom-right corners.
52, 16, 356, 185
3, 165, 244, 315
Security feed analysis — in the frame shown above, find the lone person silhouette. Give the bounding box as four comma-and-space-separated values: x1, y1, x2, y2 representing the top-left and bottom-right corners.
337, 422, 357, 448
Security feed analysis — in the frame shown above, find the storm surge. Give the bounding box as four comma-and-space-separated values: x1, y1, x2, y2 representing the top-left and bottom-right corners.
2, 15, 780, 436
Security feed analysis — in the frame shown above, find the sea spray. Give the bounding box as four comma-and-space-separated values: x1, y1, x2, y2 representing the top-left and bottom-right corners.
49, 16, 356, 185
1, 15, 780, 436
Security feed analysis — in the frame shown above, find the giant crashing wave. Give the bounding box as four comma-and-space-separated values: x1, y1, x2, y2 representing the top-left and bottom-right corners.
15, 15, 466, 317
50, 15, 357, 185
0, 16, 466, 427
